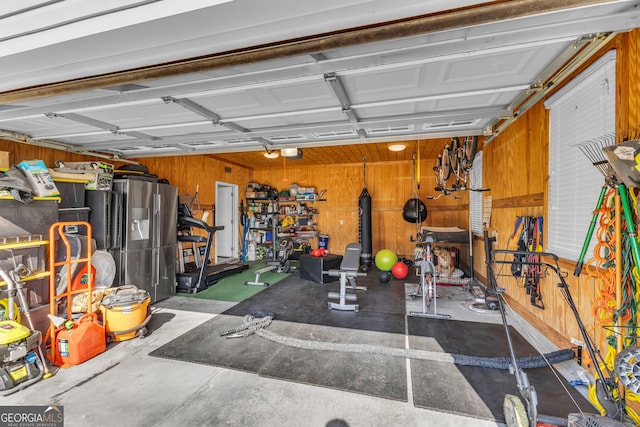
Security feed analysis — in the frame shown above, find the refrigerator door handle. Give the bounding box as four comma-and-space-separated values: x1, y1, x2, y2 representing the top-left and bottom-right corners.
154, 192, 161, 246
152, 192, 161, 289
110, 190, 122, 249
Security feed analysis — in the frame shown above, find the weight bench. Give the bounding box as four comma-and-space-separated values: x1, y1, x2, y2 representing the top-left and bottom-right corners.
325, 242, 367, 312
245, 265, 275, 286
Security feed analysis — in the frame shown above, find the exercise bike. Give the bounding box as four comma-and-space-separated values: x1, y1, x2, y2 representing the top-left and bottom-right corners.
267, 238, 295, 274
245, 238, 295, 287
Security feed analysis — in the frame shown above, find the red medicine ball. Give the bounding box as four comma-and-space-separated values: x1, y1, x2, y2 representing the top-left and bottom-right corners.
391, 261, 409, 280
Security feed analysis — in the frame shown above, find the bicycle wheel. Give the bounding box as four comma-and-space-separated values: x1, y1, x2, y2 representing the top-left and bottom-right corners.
434, 154, 443, 187
439, 145, 452, 184
463, 136, 479, 168
434, 154, 448, 189
449, 137, 459, 176
452, 158, 464, 189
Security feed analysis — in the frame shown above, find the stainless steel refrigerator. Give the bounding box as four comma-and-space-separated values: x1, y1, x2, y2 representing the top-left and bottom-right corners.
86, 189, 118, 250
110, 178, 178, 303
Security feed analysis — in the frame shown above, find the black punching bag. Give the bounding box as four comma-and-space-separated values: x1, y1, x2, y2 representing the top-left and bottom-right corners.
359, 187, 372, 265
359, 189, 373, 266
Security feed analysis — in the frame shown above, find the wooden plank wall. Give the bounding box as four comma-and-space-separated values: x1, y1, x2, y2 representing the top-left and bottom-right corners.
0, 140, 468, 265
0, 142, 252, 260
478, 101, 592, 348
0, 141, 100, 167
127, 156, 252, 260
251, 158, 469, 265
474, 31, 639, 360
0, 143, 251, 219
0, 142, 253, 223
132, 155, 251, 214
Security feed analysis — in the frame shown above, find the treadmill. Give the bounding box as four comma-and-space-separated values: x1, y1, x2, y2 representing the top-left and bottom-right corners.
176, 204, 247, 293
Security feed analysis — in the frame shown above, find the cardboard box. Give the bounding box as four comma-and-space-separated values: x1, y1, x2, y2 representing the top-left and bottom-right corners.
17, 159, 60, 197
0, 151, 9, 169
61, 161, 114, 190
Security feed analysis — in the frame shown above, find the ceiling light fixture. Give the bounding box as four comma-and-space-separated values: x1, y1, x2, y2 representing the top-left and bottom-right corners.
281, 147, 303, 159
261, 139, 279, 159
388, 143, 406, 152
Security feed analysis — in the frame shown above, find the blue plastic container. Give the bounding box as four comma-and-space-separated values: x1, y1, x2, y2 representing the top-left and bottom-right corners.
318, 234, 329, 250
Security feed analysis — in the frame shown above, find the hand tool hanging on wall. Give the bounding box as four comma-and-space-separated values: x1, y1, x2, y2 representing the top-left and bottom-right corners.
526, 213, 544, 309
510, 213, 544, 309
574, 135, 640, 276
574, 182, 640, 276
617, 183, 640, 269
574, 185, 608, 276
510, 216, 526, 279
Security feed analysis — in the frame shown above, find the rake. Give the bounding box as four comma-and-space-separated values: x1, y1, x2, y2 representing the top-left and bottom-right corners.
571, 130, 640, 276
572, 130, 640, 422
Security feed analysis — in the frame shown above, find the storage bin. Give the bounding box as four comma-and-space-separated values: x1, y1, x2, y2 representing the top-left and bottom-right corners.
318, 234, 329, 250
55, 181, 86, 208
58, 207, 90, 223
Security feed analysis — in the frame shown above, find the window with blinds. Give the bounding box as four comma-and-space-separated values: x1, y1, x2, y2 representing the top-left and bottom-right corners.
544, 50, 616, 261
469, 151, 483, 236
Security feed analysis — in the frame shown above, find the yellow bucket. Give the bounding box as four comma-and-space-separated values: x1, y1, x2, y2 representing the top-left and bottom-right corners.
98, 286, 150, 342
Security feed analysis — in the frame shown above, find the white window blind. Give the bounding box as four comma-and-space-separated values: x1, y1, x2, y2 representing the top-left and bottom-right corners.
544, 50, 616, 261
469, 151, 483, 236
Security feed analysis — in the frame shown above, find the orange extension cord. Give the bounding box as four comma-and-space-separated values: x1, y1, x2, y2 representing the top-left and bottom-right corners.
583, 188, 640, 422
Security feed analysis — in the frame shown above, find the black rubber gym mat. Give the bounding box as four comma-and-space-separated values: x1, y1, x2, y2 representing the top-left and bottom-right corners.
222, 269, 408, 333
150, 271, 409, 400
408, 317, 595, 422
150, 271, 594, 421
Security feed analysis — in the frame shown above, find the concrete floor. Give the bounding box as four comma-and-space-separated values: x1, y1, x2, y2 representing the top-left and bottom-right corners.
2, 282, 587, 427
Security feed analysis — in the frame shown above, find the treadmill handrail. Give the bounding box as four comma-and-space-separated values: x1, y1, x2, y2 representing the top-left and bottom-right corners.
178, 215, 224, 234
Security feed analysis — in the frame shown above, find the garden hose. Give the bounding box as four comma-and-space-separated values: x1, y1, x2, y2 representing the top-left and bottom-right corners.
583, 187, 640, 424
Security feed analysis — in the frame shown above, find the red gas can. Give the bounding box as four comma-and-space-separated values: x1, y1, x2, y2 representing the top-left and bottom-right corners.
55, 313, 106, 367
